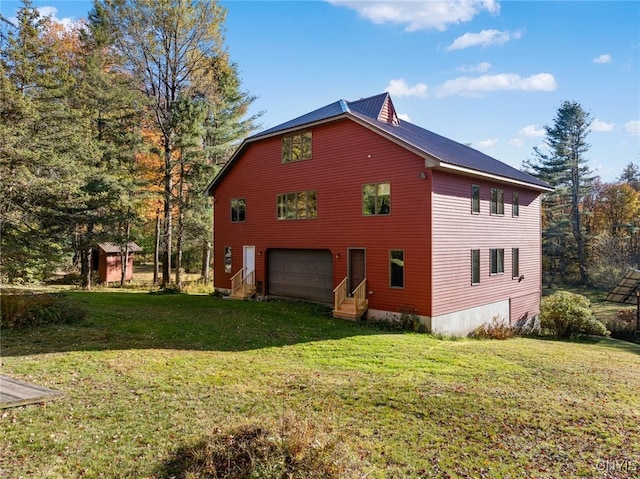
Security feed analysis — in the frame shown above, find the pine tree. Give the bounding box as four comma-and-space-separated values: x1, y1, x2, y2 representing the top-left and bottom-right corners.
525, 101, 595, 285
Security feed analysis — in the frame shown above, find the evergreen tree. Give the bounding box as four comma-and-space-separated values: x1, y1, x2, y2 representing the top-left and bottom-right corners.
98, 0, 260, 288
525, 101, 595, 285
618, 161, 640, 191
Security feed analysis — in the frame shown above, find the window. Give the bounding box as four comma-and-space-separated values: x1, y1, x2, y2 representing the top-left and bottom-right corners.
471, 249, 480, 285
490, 248, 504, 275
224, 246, 232, 273
491, 188, 504, 215
363, 182, 391, 216
390, 250, 404, 288
230, 198, 245, 222
277, 191, 317, 220
512, 192, 520, 217
471, 185, 480, 213
512, 248, 520, 279
282, 131, 312, 163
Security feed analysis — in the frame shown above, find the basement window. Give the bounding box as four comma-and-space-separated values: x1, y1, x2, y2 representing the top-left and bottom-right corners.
471, 249, 480, 285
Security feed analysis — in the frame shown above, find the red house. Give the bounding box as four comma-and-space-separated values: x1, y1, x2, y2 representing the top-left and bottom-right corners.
205, 93, 551, 335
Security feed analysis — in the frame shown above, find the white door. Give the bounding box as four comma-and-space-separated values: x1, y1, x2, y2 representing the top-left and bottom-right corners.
243, 245, 255, 285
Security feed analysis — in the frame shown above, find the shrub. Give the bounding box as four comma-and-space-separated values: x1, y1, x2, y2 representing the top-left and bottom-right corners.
0, 292, 87, 328
470, 316, 516, 340
605, 308, 638, 342
540, 291, 609, 339
182, 281, 214, 295
161, 411, 363, 478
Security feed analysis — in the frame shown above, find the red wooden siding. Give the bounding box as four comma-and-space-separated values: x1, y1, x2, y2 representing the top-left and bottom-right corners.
99, 253, 134, 283
212, 119, 432, 314
430, 170, 542, 321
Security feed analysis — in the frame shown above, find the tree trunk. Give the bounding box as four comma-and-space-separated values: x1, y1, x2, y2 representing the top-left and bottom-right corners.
571, 162, 588, 284
153, 207, 160, 285
201, 240, 211, 284
161, 148, 173, 287
120, 221, 131, 287
175, 156, 186, 289
80, 247, 92, 291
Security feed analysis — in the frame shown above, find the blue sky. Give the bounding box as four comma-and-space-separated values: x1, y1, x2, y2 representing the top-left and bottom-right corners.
3, 1, 639, 182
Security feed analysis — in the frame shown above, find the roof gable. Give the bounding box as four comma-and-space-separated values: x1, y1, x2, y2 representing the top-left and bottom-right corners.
206, 93, 551, 194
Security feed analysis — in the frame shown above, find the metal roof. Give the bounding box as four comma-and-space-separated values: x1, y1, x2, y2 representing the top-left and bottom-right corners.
96, 242, 143, 254
206, 93, 552, 194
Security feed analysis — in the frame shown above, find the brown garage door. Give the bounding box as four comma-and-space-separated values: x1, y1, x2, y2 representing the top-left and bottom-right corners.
267, 249, 334, 304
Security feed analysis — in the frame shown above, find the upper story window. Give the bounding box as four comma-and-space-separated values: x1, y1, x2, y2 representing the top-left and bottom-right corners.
277, 191, 317, 220
282, 131, 312, 163
363, 182, 390, 216
491, 188, 504, 216
512, 248, 520, 278
230, 198, 246, 222
471, 185, 480, 214
512, 192, 520, 217
490, 248, 505, 275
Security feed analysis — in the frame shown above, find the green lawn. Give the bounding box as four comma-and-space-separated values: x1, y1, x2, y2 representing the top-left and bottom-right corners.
1, 292, 639, 478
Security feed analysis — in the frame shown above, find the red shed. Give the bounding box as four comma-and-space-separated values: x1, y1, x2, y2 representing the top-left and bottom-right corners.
95, 242, 143, 283
205, 93, 552, 336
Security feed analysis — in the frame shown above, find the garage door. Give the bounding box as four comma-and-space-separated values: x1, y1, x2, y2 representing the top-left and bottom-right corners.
267, 249, 334, 304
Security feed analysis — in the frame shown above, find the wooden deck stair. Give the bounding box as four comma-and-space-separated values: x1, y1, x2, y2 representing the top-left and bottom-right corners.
332, 277, 368, 320
228, 269, 256, 300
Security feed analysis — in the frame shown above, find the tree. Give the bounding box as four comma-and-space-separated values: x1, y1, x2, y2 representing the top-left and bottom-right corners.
0, 2, 89, 282
526, 101, 595, 285
618, 161, 640, 191
99, 0, 228, 287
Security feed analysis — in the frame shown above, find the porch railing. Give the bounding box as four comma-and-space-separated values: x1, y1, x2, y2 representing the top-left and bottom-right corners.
352, 278, 368, 311
333, 277, 368, 313
231, 269, 255, 297
333, 277, 348, 312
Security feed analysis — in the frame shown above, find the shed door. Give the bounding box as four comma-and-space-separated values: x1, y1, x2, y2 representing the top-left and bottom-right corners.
267, 249, 333, 304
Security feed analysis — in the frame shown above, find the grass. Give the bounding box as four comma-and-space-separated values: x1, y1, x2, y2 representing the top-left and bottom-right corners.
1, 291, 640, 478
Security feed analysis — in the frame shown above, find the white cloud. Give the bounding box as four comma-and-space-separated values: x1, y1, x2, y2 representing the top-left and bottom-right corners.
593, 54, 612, 64
510, 138, 524, 147
327, 0, 500, 32
385, 79, 428, 98
477, 138, 498, 148
37, 6, 77, 29
437, 73, 557, 97
519, 124, 545, 137
624, 120, 640, 136
591, 119, 614, 132
458, 62, 492, 73
446, 29, 523, 51
397, 112, 411, 122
